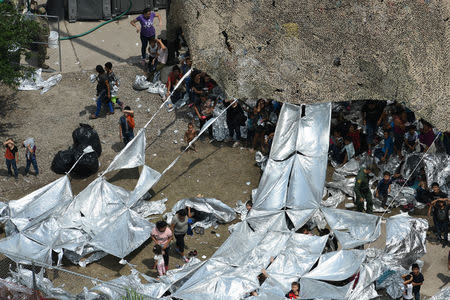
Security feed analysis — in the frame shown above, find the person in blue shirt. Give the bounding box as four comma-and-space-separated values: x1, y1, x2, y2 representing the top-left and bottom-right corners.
375, 130, 394, 162
376, 171, 392, 207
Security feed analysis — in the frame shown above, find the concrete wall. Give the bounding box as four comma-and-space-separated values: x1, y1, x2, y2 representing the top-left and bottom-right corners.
168, 0, 449, 131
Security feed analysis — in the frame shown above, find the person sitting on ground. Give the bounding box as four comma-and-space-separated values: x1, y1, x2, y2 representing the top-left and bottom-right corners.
3, 139, 19, 180
354, 166, 373, 214
153, 244, 166, 276
203, 73, 216, 92
341, 136, 355, 165
428, 197, 449, 247
402, 274, 414, 300
91, 65, 113, 119
184, 122, 197, 151
23, 138, 39, 176
262, 129, 275, 154
193, 95, 215, 138
347, 123, 361, 155
402, 264, 424, 300
419, 121, 436, 152
166, 65, 183, 104
104, 62, 124, 110
376, 171, 392, 208
225, 99, 246, 148
375, 130, 394, 163
285, 282, 300, 299
415, 180, 430, 204
404, 125, 418, 153
298, 225, 313, 235
119, 106, 135, 145
191, 71, 205, 104
170, 209, 191, 263
147, 39, 168, 81
151, 221, 173, 272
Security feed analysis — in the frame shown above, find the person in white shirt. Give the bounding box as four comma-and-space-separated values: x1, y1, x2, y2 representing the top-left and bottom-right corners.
402, 274, 414, 300
340, 136, 355, 165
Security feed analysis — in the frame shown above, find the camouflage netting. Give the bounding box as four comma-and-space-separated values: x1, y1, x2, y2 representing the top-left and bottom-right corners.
168, 0, 449, 131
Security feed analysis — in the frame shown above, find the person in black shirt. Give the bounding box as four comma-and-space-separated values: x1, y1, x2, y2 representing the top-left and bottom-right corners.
428, 182, 448, 203
428, 198, 449, 247
361, 100, 386, 149
90, 65, 113, 119
402, 264, 424, 300
226, 99, 246, 148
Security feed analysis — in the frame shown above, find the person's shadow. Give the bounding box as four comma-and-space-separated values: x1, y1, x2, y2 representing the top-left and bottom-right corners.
436, 273, 450, 289
112, 142, 124, 153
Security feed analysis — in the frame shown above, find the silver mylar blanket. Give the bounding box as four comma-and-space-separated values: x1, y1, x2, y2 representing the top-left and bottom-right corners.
0, 102, 430, 300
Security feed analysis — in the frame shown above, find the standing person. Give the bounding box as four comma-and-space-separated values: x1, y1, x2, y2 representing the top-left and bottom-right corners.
347, 123, 361, 155
427, 182, 448, 204
90, 65, 113, 119
226, 99, 246, 148
393, 110, 407, 157
404, 125, 419, 153
354, 166, 373, 213
170, 209, 190, 263
104, 62, 124, 110
419, 121, 436, 152
376, 171, 392, 208
193, 95, 215, 138
428, 198, 449, 247
147, 39, 168, 81
118, 106, 135, 146
191, 71, 205, 105
147, 39, 158, 63
33, 7, 50, 69
341, 136, 355, 165
151, 221, 173, 271
153, 244, 166, 276
402, 275, 414, 300
403, 264, 424, 300
184, 122, 197, 151
252, 99, 269, 151
362, 100, 385, 150
130, 8, 162, 64
374, 130, 394, 163
23, 138, 39, 176
3, 139, 18, 180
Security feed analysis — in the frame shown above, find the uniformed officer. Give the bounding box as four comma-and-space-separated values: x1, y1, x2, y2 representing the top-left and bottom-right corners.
354, 166, 373, 213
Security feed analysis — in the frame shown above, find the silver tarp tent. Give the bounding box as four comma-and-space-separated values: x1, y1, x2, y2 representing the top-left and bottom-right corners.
0, 102, 430, 299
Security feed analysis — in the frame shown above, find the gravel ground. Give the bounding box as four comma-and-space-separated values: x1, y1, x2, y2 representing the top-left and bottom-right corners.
0, 64, 263, 294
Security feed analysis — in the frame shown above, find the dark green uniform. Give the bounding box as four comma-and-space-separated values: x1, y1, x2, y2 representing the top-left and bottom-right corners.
354, 168, 373, 213
36, 16, 49, 68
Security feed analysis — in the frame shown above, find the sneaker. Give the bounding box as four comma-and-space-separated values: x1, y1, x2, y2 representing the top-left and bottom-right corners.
232, 141, 241, 148
106, 111, 114, 115
89, 114, 98, 119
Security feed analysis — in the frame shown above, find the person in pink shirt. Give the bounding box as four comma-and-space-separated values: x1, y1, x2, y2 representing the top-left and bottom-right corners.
151, 221, 173, 271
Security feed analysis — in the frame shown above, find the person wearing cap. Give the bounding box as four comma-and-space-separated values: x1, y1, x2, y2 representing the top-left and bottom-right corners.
354, 166, 373, 213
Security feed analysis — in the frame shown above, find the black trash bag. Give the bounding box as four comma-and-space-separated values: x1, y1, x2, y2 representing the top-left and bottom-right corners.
71, 146, 99, 178
72, 123, 102, 157
51, 149, 75, 174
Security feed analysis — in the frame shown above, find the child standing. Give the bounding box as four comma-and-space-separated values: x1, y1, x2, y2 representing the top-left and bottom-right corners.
119, 106, 135, 145
153, 244, 166, 276
23, 138, 39, 176
184, 122, 197, 151
402, 274, 414, 300
104, 62, 124, 110
4, 139, 18, 179
151, 221, 173, 271
376, 171, 392, 208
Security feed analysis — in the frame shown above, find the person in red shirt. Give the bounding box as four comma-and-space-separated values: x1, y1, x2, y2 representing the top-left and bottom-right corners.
3, 139, 19, 179
166, 65, 183, 105
285, 282, 300, 299
348, 123, 361, 154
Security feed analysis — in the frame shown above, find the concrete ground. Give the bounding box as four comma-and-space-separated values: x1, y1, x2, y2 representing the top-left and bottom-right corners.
37, 9, 167, 73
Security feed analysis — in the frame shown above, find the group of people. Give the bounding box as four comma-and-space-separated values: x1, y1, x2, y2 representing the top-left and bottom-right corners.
3, 138, 39, 180
337, 101, 449, 247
